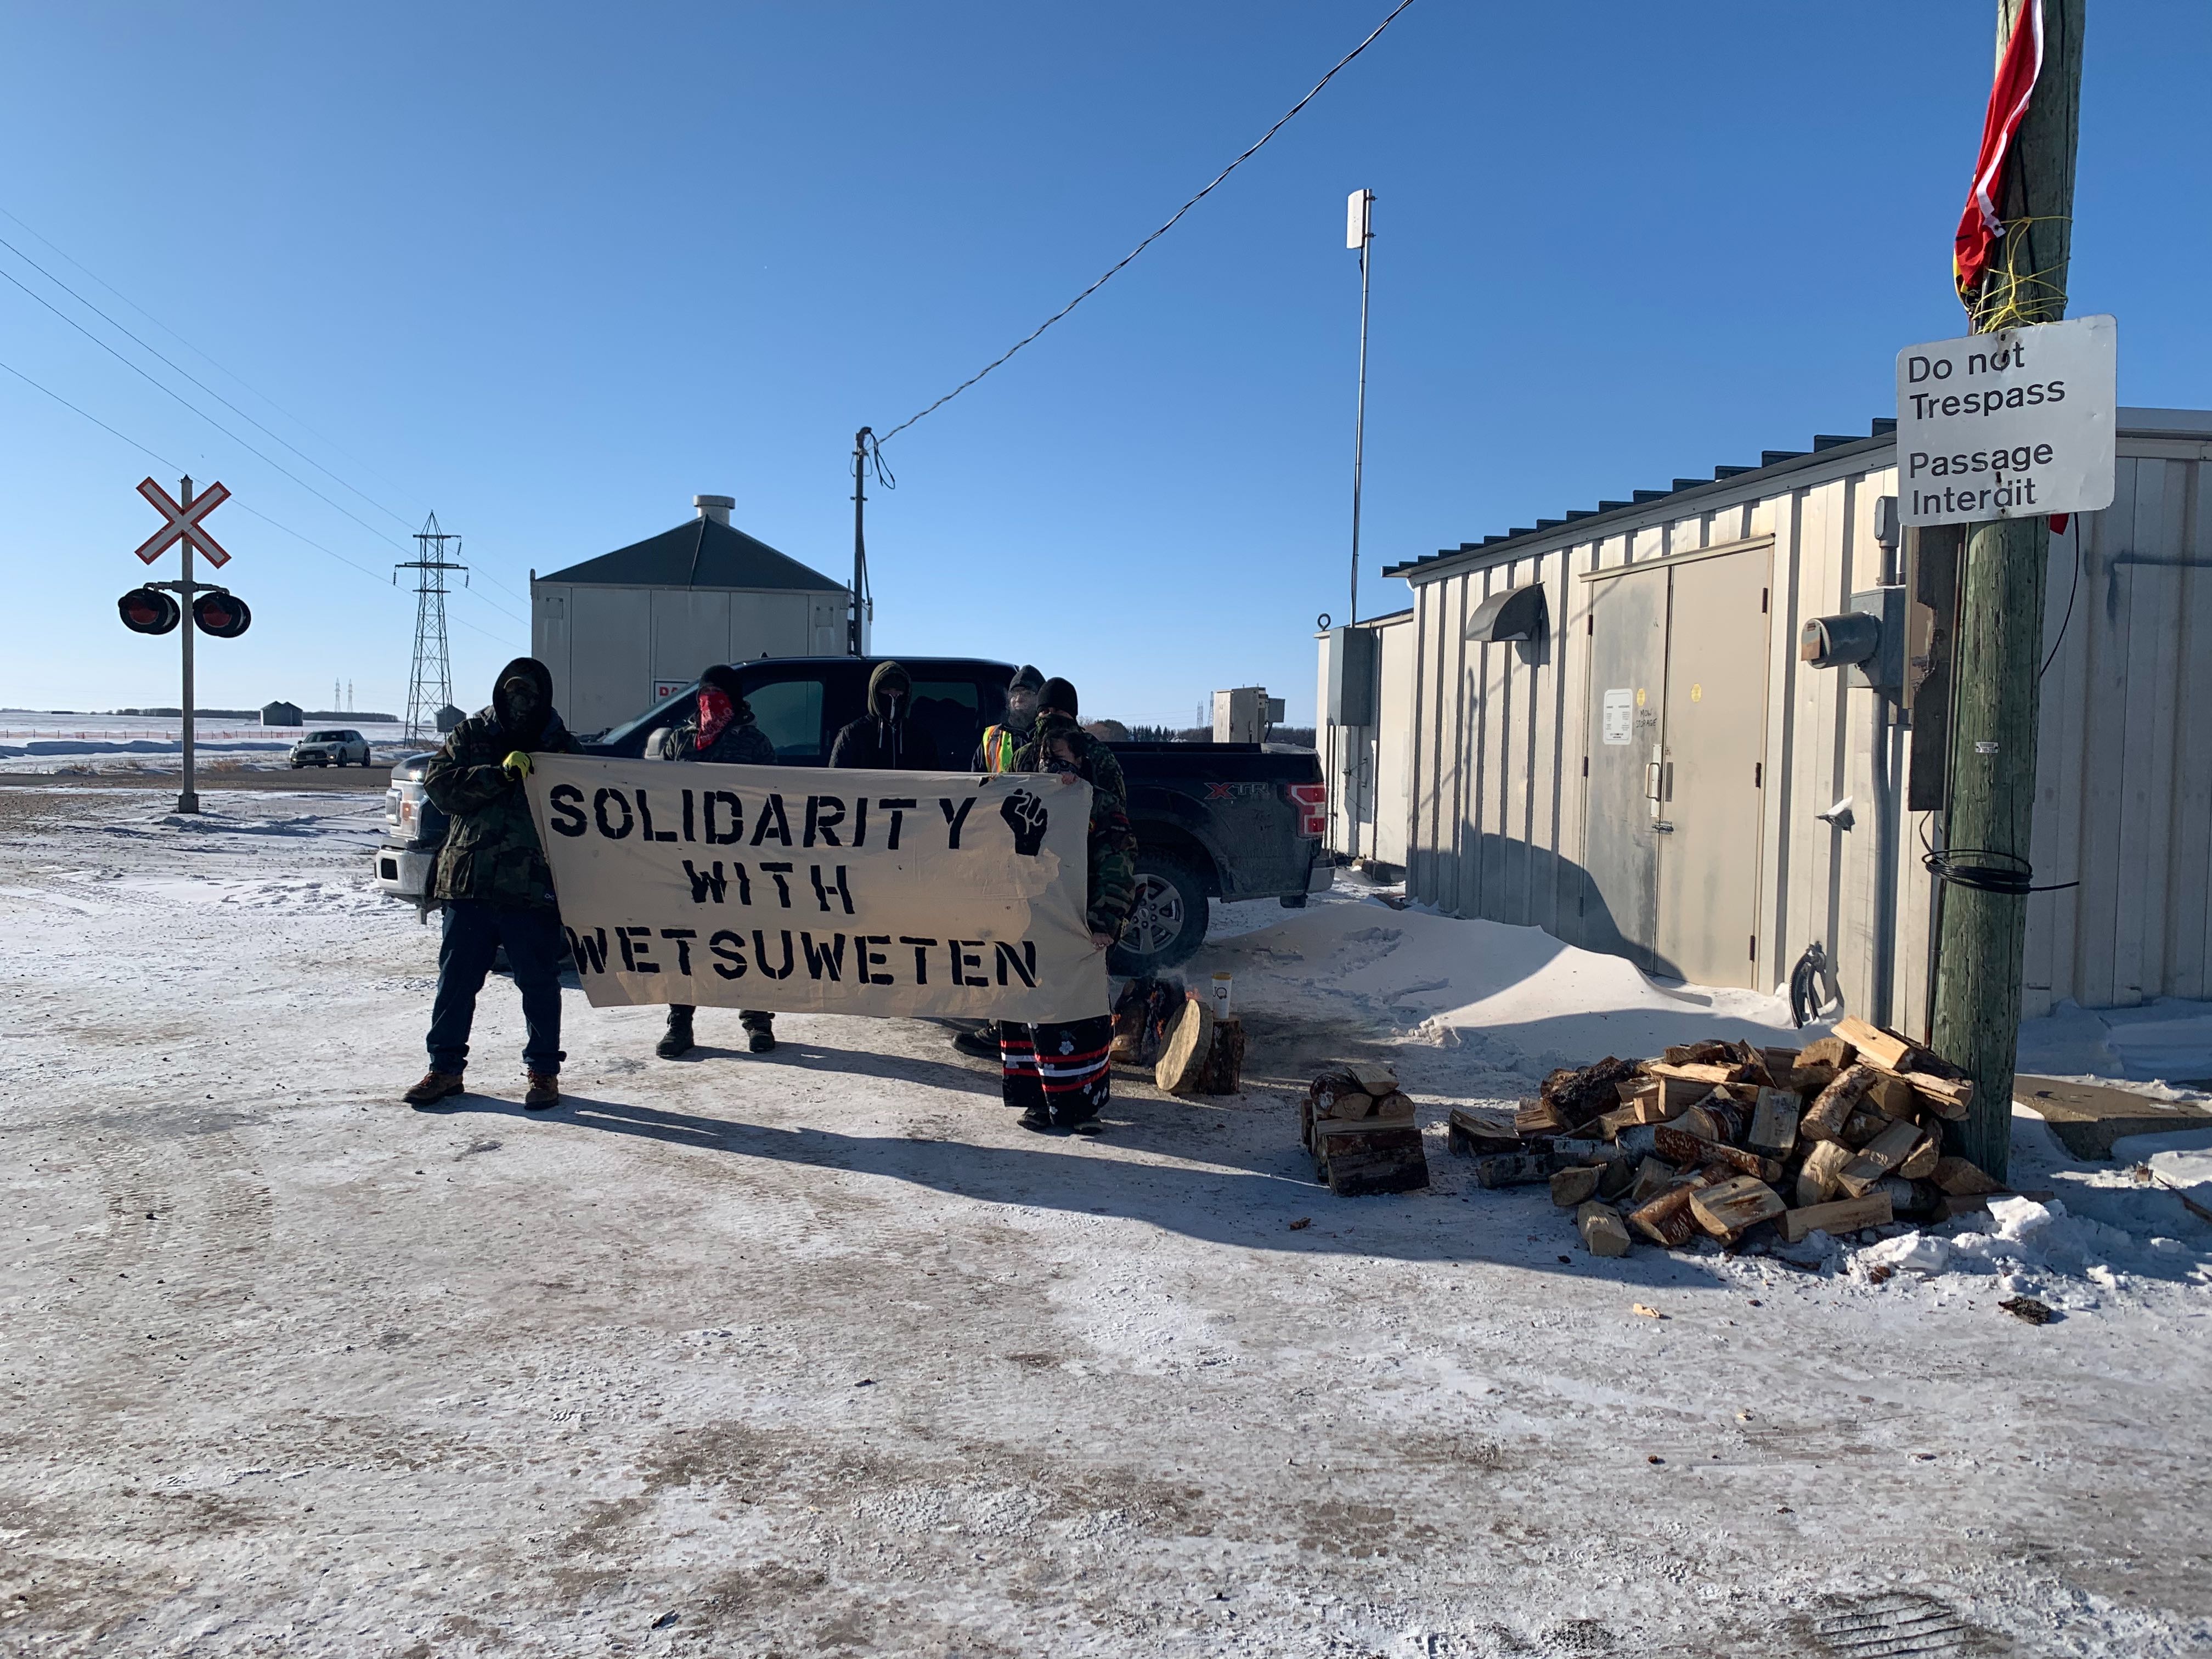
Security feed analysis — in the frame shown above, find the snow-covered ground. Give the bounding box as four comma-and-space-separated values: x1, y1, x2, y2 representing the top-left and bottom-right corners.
5, 780, 2210, 1657
0, 712, 414, 774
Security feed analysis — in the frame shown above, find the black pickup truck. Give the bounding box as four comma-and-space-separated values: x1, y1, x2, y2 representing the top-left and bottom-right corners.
375, 655, 1330, 974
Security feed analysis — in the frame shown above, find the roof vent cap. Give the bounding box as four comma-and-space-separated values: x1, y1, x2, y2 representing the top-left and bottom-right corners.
693, 494, 735, 526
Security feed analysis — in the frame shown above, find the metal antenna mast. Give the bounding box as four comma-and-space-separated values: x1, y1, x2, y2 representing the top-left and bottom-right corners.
396, 512, 466, 742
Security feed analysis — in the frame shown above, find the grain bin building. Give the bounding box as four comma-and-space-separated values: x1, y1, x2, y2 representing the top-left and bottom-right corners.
1319, 408, 2212, 1034
531, 495, 853, 736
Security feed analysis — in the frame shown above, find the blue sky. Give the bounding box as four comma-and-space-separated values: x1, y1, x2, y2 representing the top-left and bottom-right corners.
3, 2, 2207, 725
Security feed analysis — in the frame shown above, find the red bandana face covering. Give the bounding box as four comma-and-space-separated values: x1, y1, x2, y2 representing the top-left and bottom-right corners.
696, 686, 735, 752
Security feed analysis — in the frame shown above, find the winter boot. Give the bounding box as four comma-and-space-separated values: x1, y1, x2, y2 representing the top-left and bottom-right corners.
524, 1073, 561, 1110
404, 1070, 465, 1109
1017, 1104, 1061, 1135
657, 1008, 695, 1059
742, 1012, 776, 1054
748, 1028, 776, 1054
951, 1022, 1000, 1060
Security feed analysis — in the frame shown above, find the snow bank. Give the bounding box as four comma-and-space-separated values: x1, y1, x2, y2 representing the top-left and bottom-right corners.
1199, 894, 1798, 1070
2017, 995, 2212, 1090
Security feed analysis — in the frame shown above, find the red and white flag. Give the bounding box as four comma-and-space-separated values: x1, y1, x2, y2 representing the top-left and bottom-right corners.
1954, 0, 2045, 307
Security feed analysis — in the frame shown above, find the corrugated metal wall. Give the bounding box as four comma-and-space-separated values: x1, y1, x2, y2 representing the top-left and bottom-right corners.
1370, 420, 2212, 1025
1318, 612, 1415, 865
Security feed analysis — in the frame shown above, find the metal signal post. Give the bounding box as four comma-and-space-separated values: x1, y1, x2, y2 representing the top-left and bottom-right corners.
128, 474, 238, 815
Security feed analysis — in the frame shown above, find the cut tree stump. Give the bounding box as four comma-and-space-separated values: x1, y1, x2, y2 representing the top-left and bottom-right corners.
1195, 1016, 1245, 1095
1155, 998, 1215, 1093
1317, 1125, 1429, 1196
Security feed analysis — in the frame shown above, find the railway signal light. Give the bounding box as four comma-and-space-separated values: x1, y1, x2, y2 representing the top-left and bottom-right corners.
117, 586, 182, 635
191, 590, 252, 638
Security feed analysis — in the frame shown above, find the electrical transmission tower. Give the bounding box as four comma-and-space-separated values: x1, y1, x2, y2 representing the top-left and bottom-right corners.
396, 513, 467, 743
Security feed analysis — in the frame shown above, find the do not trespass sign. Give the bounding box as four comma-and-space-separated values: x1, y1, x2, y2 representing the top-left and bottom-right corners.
1893, 314, 2116, 527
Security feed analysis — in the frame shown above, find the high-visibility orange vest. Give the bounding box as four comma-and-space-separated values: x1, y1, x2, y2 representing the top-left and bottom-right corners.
979, 724, 1021, 773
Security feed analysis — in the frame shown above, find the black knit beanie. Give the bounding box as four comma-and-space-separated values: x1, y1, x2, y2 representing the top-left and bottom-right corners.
1039, 677, 1078, 720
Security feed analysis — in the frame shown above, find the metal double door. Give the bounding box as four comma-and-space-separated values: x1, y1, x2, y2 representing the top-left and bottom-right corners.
1581, 546, 1772, 987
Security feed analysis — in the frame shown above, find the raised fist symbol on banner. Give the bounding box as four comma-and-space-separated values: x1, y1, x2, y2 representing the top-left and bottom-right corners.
1000, 788, 1048, 856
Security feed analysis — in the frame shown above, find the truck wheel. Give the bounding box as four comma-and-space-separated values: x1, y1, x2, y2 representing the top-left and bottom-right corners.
1108, 854, 1208, 977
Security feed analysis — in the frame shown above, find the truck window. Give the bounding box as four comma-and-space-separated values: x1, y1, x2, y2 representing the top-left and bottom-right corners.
746, 679, 826, 761
910, 680, 981, 767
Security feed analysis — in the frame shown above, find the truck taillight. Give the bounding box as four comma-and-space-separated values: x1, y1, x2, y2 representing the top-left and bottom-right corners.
1286, 782, 1328, 837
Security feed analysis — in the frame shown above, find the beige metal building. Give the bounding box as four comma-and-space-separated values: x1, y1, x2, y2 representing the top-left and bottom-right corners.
531, 495, 851, 736
1320, 408, 2212, 1030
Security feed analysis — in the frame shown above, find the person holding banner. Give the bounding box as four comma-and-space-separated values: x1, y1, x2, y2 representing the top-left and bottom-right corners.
828, 661, 940, 771
651, 664, 782, 1060
998, 676, 1137, 1133
953, 663, 1051, 1060
404, 657, 577, 1111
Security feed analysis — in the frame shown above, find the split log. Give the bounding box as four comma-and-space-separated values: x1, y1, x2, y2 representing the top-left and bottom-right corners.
1645, 1059, 1752, 1088
1937, 1192, 1993, 1221
1662, 1040, 1735, 1066
1746, 1087, 1802, 1158
1841, 1108, 1891, 1149
1364, 1090, 1415, 1127
1688, 1176, 1786, 1239
1932, 1155, 2004, 1196
1344, 1060, 1400, 1096
1760, 1046, 1804, 1079
1652, 1125, 1784, 1183
1779, 1191, 1894, 1244
1677, 1095, 1749, 1146
1196, 1016, 1245, 1094
1476, 1153, 1553, 1189
1539, 1057, 1640, 1127
1626, 1172, 1717, 1247
1786, 1060, 1841, 1098
1626, 1157, 1679, 1206
1897, 1127, 1942, 1180
1317, 1125, 1429, 1197
1798, 1035, 1857, 1069
1445, 1106, 1526, 1158
1908, 1073, 1974, 1121
1837, 1120, 1927, 1197
1156, 998, 1215, 1093
1516, 1097, 1573, 1136
1577, 1201, 1632, 1258
1832, 1016, 1918, 1073
1596, 1155, 1637, 1200
1550, 1165, 1605, 1207
1878, 1176, 1943, 1220
1795, 1139, 1854, 1206
1865, 1073, 1918, 1120
1802, 1064, 1878, 1143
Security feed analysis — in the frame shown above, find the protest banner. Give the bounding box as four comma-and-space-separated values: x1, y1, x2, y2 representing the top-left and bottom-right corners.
525, 754, 1108, 1022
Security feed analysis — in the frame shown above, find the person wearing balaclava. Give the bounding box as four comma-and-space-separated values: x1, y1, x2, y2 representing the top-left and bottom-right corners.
827, 660, 941, 771
973, 664, 1044, 774
650, 665, 781, 1059
996, 676, 1138, 1135
405, 657, 577, 1111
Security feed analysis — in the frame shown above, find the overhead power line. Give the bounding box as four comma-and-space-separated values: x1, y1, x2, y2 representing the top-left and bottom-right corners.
0, 352, 517, 648
0, 205, 433, 520
877, 0, 1418, 445
0, 206, 531, 622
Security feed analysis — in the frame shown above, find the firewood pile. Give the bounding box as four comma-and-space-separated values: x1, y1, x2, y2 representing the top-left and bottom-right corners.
1447, 1018, 2005, 1257
1304, 1062, 1429, 1197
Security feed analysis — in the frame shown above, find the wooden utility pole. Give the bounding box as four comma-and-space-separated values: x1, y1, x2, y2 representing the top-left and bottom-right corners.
1931, 0, 2085, 1180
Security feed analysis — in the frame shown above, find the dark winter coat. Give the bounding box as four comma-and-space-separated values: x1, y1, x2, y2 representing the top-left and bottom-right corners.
828, 662, 940, 770
423, 658, 577, 910
654, 708, 777, 766
1012, 715, 1138, 939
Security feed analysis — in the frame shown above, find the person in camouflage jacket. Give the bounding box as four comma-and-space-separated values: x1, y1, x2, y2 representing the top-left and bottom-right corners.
1000, 676, 1138, 1134
651, 665, 780, 1060
406, 657, 577, 1111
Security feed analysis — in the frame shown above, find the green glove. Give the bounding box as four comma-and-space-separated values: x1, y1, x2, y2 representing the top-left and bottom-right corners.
501, 751, 533, 780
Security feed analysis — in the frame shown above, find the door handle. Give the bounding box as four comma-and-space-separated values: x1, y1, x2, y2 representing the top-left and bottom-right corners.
1661, 760, 1674, 801
1652, 821, 1675, 833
